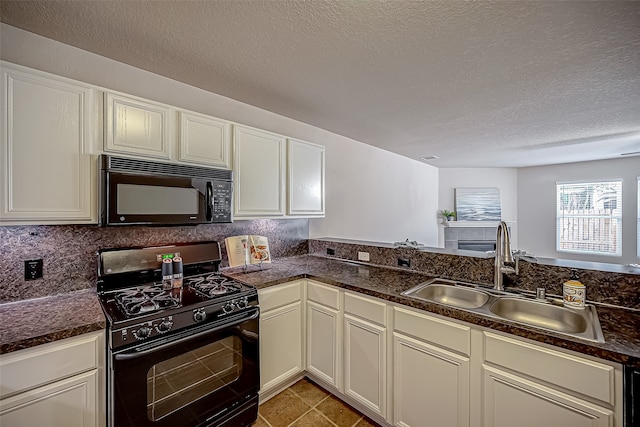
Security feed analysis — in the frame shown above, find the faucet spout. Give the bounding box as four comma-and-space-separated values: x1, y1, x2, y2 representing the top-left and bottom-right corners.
494, 221, 515, 290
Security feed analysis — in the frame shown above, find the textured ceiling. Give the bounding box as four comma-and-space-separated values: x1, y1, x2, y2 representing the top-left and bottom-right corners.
1, 0, 639, 167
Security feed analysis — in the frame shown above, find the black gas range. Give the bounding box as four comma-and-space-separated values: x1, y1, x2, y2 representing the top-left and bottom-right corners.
97, 241, 260, 427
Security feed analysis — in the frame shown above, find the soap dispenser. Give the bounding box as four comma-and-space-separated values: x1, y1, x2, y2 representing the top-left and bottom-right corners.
563, 269, 586, 309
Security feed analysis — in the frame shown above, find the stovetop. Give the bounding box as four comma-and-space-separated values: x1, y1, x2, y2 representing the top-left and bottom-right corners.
96, 241, 259, 351
99, 272, 256, 324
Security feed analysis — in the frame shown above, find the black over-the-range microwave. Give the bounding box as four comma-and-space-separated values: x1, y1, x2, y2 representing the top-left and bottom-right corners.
99, 155, 233, 226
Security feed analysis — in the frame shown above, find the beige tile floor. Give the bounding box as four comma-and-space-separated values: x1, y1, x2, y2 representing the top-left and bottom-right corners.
256, 378, 381, 427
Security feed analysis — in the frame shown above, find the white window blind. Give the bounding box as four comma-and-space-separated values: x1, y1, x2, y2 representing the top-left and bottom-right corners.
556, 180, 622, 256
637, 177, 639, 258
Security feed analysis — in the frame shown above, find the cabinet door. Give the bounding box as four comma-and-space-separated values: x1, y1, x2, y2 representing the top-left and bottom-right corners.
105, 92, 171, 159
287, 139, 324, 216
233, 125, 286, 217
393, 332, 470, 427
481, 365, 612, 427
0, 369, 98, 427
178, 111, 231, 168
0, 65, 95, 223
344, 314, 386, 417
306, 301, 341, 389
260, 301, 304, 393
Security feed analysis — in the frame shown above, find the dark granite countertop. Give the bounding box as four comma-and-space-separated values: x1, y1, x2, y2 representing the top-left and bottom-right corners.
0, 289, 106, 354
224, 255, 640, 368
2, 255, 637, 368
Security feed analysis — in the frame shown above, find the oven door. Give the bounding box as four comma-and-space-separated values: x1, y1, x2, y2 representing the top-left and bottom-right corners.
103, 171, 213, 226
110, 309, 259, 427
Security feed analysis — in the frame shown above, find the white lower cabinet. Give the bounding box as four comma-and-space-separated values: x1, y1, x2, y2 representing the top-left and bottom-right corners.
258, 281, 304, 397
306, 281, 342, 390
479, 331, 620, 427
306, 301, 341, 389
343, 292, 388, 418
481, 365, 612, 427
393, 307, 470, 427
255, 281, 623, 427
0, 331, 104, 427
0, 370, 98, 427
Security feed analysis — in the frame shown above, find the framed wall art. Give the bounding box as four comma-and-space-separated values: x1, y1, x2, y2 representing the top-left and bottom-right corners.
454, 187, 501, 221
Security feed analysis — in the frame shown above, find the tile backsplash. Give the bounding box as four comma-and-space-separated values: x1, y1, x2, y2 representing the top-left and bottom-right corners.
0, 219, 309, 303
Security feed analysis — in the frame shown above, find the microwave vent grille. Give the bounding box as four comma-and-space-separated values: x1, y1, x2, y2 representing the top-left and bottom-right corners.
103, 155, 232, 181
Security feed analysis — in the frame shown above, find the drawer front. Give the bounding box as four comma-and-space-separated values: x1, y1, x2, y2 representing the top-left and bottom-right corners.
344, 292, 386, 326
394, 307, 470, 356
0, 331, 103, 399
258, 281, 303, 312
307, 281, 340, 310
483, 332, 615, 405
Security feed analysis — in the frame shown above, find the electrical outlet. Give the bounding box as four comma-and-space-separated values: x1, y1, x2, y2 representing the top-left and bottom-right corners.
327, 248, 335, 256
358, 251, 370, 262
25, 259, 43, 280
398, 258, 410, 268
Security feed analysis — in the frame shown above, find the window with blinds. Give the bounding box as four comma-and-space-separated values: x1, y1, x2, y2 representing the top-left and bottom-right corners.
556, 180, 622, 256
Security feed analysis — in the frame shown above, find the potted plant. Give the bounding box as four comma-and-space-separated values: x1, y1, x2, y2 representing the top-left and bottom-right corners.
440, 210, 456, 221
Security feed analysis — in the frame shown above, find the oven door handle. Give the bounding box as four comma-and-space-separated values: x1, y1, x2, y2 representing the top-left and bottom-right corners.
114, 309, 259, 361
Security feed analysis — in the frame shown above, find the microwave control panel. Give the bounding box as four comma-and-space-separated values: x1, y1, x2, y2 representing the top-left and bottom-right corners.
211, 181, 233, 222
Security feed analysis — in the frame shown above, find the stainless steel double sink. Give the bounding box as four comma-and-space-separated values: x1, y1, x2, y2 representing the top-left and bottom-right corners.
401, 278, 605, 343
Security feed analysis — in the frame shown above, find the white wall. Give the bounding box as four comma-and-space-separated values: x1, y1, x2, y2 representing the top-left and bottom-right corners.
518, 157, 640, 265
0, 24, 440, 246
310, 140, 439, 245
438, 168, 518, 247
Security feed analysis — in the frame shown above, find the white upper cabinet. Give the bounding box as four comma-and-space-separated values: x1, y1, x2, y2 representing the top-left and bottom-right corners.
233, 124, 286, 218
0, 63, 96, 224
232, 129, 326, 219
287, 139, 325, 216
104, 92, 171, 159
178, 111, 231, 169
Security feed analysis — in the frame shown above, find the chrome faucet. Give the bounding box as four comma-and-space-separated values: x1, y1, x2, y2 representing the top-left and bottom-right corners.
494, 221, 515, 290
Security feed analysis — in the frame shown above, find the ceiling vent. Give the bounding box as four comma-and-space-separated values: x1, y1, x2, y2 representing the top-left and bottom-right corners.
419, 155, 439, 162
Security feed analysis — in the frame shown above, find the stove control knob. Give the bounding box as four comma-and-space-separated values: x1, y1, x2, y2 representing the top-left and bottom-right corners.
222, 302, 235, 314
156, 318, 173, 333
236, 298, 248, 309
133, 325, 152, 340
193, 308, 207, 322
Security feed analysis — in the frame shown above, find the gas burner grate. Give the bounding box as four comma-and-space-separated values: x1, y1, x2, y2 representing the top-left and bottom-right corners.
114, 285, 180, 316
187, 274, 244, 298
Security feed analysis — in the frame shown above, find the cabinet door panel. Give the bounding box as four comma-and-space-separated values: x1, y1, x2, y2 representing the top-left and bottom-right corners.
179, 111, 231, 168
287, 139, 324, 216
306, 301, 340, 388
233, 125, 285, 217
482, 365, 612, 427
344, 314, 386, 417
105, 93, 170, 159
394, 333, 469, 427
0, 370, 98, 427
260, 301, 303, 393
1, 67, 94, 222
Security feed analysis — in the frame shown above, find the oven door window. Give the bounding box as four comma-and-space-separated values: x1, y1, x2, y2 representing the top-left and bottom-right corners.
147, 336, 242, 421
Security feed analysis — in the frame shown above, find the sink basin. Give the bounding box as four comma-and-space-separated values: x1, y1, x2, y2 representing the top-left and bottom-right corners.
401, 278, 604, 343
402, 282, 490, 309
489, 297, 587, 334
